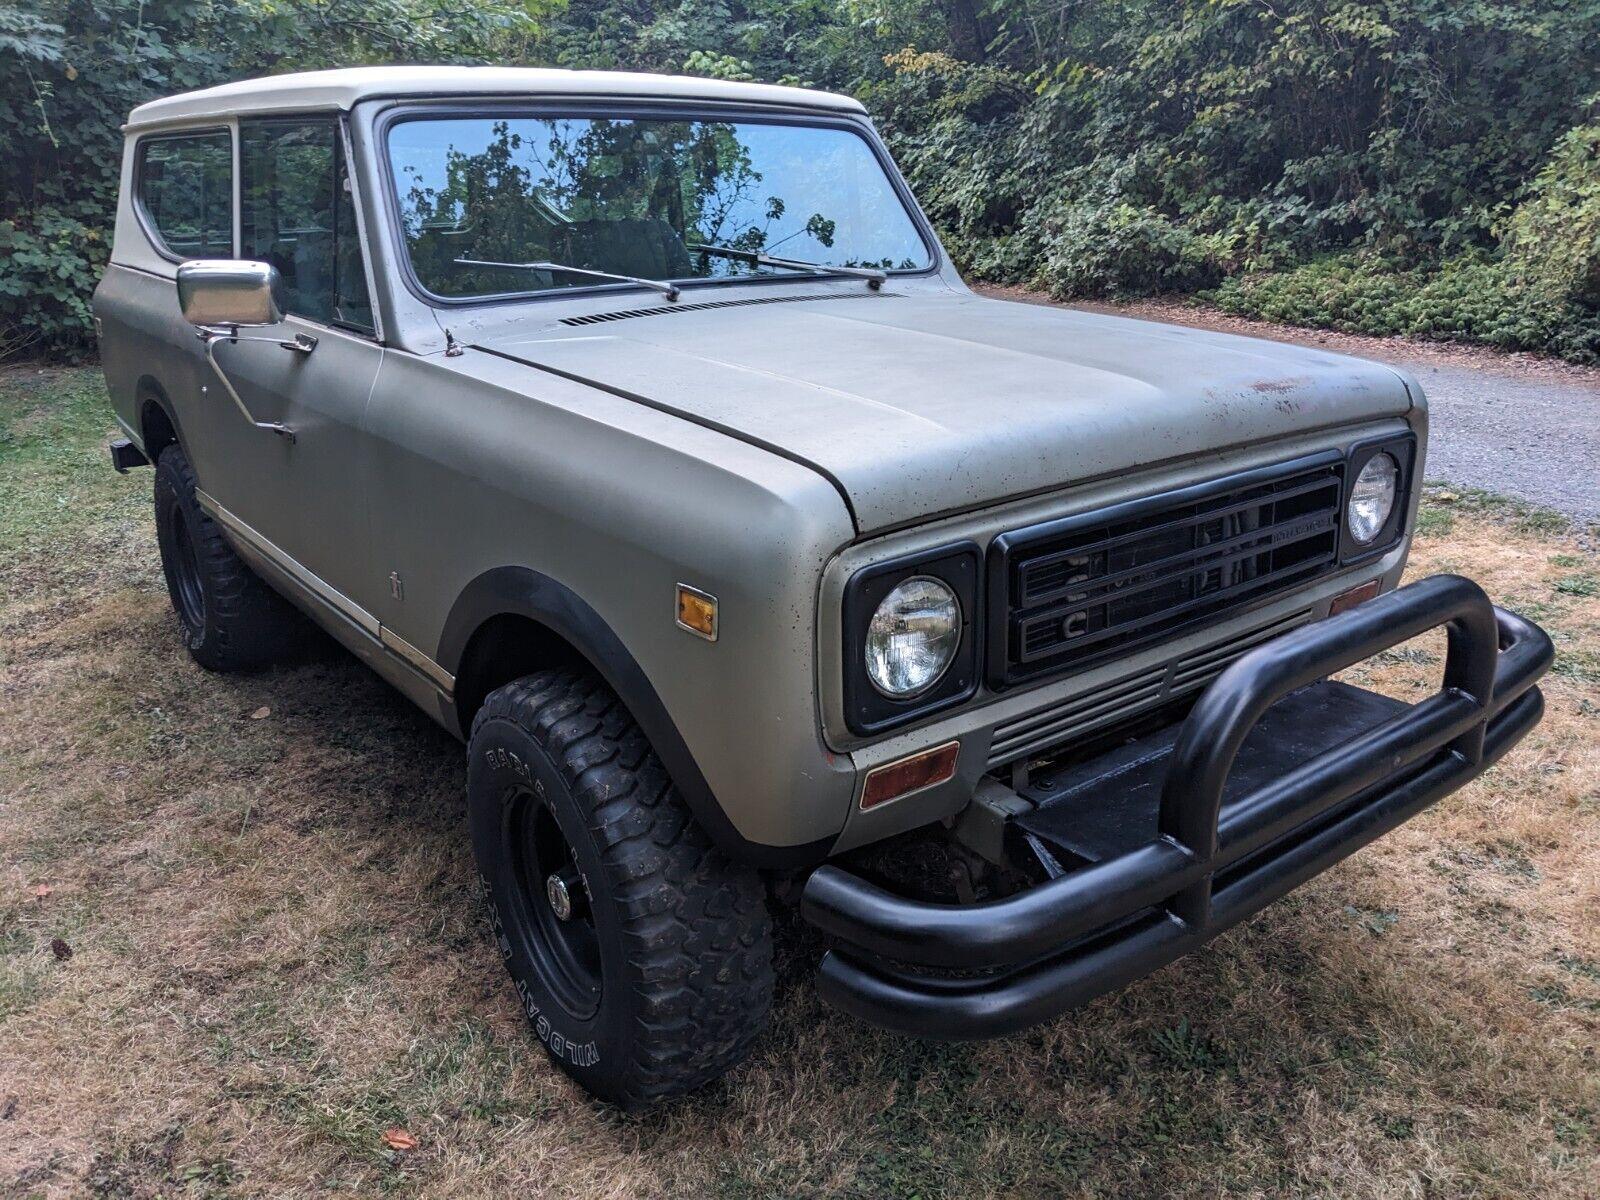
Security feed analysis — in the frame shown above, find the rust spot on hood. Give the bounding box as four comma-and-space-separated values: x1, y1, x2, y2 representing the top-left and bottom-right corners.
1249, 376, 1312, 395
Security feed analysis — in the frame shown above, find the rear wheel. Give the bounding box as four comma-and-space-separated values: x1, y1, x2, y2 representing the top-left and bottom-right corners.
468, 668, 774, 1109
153, 444, 303, 671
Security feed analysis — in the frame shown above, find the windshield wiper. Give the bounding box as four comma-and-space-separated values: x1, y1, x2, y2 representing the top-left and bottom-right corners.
688, 243, 887, 290
453, 258, 680, 301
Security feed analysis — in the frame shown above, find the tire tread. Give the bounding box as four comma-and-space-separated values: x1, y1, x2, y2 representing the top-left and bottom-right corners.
473, 669, 774, 1106
154, 445, 302, 671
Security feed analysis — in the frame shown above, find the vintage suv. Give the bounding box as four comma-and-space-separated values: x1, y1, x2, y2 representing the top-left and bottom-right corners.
95, 67, 1553, 1108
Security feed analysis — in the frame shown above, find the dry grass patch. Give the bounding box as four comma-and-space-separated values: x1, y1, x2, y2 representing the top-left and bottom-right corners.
2, 368, 1597, 1197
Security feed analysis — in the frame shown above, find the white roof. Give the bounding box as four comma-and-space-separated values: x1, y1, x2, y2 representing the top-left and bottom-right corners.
127, 65, 867, 128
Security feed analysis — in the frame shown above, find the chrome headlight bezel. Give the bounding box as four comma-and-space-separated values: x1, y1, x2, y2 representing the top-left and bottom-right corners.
843, 542, 980, 736
1340, 434, 1416, 562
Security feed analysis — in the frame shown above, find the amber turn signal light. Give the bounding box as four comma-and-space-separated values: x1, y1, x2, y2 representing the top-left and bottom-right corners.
1329, 579, 1381, 616
861, 741, 960, 810
675, 584, 718, 641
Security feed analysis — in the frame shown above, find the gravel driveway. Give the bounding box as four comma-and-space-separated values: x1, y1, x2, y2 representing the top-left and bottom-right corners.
979, 286, 1600, 526
1382, 354, 1600, 525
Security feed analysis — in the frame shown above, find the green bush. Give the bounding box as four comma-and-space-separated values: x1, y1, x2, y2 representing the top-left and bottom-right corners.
1018, 189, 1226, 299
1210, 118, 1600, 362
0, 214, 106, 360
855, 2, 1600, 356
0, 0, 552, 362
4, 0, 1600, 362
1502, 119, 1600, 307
1210, 252, 1600, 362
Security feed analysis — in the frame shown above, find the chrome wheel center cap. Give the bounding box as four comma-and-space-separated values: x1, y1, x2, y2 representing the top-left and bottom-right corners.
545, 872, 574, 921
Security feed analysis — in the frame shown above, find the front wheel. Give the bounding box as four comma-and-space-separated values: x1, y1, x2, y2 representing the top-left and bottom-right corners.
468, 669, 774, 1108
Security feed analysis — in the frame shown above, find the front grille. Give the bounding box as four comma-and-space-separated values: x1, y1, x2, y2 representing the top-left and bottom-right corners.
989, 455, 1343, 686
984, 608, 1315, 768
987, 666, 1167, 766
1168, 607, 1314, 694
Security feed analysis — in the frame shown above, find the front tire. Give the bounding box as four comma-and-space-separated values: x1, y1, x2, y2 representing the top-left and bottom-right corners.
153, 444, 303, 672
468, 669, 774, 1109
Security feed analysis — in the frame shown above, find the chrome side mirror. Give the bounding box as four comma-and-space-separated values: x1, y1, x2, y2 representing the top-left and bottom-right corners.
177, 259, 284, 329
178, 259, 309, 445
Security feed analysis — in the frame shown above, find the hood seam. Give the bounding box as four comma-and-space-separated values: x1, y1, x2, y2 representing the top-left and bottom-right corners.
470, 342, 862, 533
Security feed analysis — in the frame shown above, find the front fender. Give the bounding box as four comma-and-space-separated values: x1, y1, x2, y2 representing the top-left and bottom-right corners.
440, 565, 836, 869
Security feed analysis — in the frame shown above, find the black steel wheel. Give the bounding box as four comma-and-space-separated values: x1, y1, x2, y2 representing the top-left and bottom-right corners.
166, 501, 206, 630
503, 784, 603, 1020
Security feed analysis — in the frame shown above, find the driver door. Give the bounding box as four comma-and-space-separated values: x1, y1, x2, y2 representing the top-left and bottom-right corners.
199, 117, 383, 625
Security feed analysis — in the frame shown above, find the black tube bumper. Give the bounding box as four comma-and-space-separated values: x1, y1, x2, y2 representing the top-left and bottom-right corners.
801, 575, 1553, 1039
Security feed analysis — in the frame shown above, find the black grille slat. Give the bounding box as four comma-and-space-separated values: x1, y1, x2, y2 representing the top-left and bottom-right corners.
1013, 550, 1331, 665
1017, 475, 1339, 607
992, 459, 1344, 686
1018, 505, 1337, 616
987, 670, 1169, 765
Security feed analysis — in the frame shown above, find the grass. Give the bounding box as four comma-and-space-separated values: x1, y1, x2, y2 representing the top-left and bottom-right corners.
2, 366, 1598, 1198
1414, 482, 1574, 541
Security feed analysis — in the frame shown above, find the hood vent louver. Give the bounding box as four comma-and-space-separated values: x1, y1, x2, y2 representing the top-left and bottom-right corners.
559, 291, 894, 327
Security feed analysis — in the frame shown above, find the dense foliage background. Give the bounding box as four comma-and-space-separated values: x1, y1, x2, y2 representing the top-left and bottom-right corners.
4, 0, 1598, 362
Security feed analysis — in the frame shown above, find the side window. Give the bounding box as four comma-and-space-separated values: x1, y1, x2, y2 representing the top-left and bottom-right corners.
240, 120, 373, 332
136, 132, 233, 259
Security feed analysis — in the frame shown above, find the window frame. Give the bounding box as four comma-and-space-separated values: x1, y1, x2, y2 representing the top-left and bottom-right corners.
374, 100, 944, 311
237, 115, 378, 338
132, 126, 237, 264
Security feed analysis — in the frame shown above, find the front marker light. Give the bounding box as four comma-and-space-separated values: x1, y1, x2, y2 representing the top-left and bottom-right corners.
1347, 452, 1399, 545
865, 576, 960, 698
860, 741, 960, 809
675, 583, 718, 641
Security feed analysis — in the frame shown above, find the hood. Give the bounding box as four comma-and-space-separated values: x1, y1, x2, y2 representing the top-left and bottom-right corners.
478, 290, 1413, 533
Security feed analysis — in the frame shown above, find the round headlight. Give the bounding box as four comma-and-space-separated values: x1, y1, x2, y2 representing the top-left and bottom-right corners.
865, 576, 961, 698
1347, 453, 1399, 545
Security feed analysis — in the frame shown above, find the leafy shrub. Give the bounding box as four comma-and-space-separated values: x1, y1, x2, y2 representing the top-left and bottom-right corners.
1018, 178, 1229, 299
682, 49, 757, 81
1502, 118, 1600, 307
0, 0, 552, 362
858, 1, 1600, 353
0, 214, 105, 360
4, 0, 1600, 361
1210, 117, 1600, 362
1210, 252, 1600, 362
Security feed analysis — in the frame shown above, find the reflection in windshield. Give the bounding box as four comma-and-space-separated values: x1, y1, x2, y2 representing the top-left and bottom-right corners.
386, 116, 931, 299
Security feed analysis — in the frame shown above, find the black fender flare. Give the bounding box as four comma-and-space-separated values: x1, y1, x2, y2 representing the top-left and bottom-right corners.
439, 566, 833, 870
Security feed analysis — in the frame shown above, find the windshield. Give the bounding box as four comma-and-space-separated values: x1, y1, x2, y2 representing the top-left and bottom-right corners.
386, 114, 933, 300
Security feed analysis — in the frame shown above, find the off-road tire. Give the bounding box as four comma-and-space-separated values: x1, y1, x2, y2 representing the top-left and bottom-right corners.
153, 444, 302, 671
468, 669, 774, 1109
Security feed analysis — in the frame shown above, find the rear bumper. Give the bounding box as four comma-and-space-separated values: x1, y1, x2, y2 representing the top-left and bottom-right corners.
800, 575, 1553, 1039
108, 437, 150, 473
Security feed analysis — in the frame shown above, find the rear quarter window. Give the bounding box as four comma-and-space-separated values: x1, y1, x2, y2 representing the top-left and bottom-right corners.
136, 131, 233, 259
